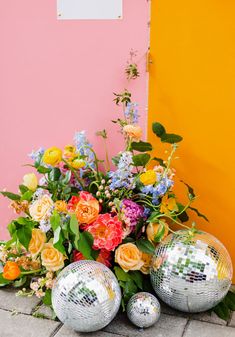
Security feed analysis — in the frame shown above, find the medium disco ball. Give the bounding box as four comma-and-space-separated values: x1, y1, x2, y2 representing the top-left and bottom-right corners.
150, 230, 233, 313
52, 260, 121, 332
127, 292, 161, 328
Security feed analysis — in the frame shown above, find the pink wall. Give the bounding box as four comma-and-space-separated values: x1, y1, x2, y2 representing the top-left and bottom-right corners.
0, 1, 149, 239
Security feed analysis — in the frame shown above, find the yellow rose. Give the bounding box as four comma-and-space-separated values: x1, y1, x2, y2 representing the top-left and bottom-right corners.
41, 243, 65, 271
29, 229, 47, 257
140, 170, 157, 186
43, 147, 62, 166
54, 200, 67, 213
115, 243, 144, 272
29, 195, 53, 222
140, 253, 152, 275
22, 173, 38, 191
146, 220, 169, 243
123, 124, 142, 141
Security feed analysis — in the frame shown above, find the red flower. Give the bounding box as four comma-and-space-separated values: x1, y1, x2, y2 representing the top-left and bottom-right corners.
72, 249, 112, 268
87, 213, 123, 251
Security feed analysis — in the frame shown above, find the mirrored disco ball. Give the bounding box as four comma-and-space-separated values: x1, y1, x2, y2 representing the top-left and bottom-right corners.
52, 260, 121, 332
150, 230, 233, 313
127, 292, 161, 328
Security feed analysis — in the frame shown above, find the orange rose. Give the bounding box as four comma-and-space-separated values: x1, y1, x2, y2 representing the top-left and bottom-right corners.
123, 124, 142, 141
41, 243, 65, 271
67, 192, 99, 225
29, 229, 47, 257
115, 243, 144, 272
146, 220, 169, 243
3, 261, 21, 280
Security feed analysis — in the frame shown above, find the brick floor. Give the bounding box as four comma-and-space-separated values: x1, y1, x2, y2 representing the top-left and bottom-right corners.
0, 289, 234, 337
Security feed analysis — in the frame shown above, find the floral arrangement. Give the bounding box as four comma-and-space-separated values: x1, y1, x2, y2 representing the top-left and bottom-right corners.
2, 55, 230, 316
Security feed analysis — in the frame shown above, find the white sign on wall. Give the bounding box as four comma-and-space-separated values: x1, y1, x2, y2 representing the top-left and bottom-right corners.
57, 0, 123, 20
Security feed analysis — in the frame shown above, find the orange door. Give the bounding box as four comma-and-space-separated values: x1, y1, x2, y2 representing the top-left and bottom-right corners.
148, 0, 235, 281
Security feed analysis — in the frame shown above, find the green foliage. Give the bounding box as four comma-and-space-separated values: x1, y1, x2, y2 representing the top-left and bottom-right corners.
13, 276, 27, 288
0, 191, 21, 201
113, 89, 132, 106
152, 157, 166, 167
21, 190, 33, 201
43, 289, 52, 306
131, 141, 153, 152
180, 180, 196, 200
17, 226, 32, 250
152, 122, 183, 144
76, 232, 94, 260
136, 238, 155, 255
132, 153, 150, 167
154, 220, 166, 243
212, 291, 235, 321
177, 203, 189, 222
69, 214, 80, 250
0, 273, 11, 287
189, 207, 209, 222
49, 168, 61, 182
6, 217, 35, 249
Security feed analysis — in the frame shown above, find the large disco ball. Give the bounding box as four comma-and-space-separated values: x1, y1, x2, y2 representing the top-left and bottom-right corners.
127, 292, 161, 328
52, 260, 121, 332
150, 230, 233, 313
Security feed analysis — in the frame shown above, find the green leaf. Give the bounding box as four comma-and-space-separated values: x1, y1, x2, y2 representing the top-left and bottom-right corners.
213, 301, 230, 321
21, 190, 33, 201
0, 273, 11, 286
180, 180, 196, 199
154, 220, 166, 243
133, 153, 150, 167
131, 141, 153, 152
19, 185, 29, 194
36, 166, 51, 174
13, 276, 27, 288
0, 191, 21, 201
146, 212, 159, 223
152, 122, 166, 137
161, 133, 183, 144
53, 227, 66, 255
152, 157, 166, 167
129, 271, 143, 290
17, 226, 32, 250
76, 231, 94, 260
224, 291, 235, 311
49, 168, 61, 181
61, 171, 71, 185
123, 280, 138, 300
50, 211, 61, 231
43, 289, 52, 306
177, 203, 189, 222
189, 207, 209, 222
8, 221, 17, 236
136, 238, 155, 255
69, 214, 80, 250
114, 266, 131, 282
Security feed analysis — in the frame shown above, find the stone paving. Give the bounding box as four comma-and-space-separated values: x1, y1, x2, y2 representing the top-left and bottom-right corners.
0, 289, 235, 337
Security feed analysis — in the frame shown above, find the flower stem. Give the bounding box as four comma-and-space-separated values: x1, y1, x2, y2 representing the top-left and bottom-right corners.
62, 159, 85, 189
21, 269, 42, 275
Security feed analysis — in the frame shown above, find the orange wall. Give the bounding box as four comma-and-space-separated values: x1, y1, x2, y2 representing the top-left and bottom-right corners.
148, 0, 235, 281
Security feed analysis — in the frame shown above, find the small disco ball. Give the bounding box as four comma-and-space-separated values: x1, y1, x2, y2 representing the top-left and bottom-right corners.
127, 292, 161, 328
150, 230, 233, 313
52, 260, 121, 332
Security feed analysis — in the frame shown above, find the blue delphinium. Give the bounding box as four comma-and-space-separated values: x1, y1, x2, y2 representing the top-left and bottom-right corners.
109, 151, 135, 190
124, 102, 139, 124
141, 176, 174, 205
28, 147, 45, 162
74, 131, 95, 170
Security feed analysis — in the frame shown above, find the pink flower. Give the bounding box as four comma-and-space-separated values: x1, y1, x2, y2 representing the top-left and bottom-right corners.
87, 214, 123, 251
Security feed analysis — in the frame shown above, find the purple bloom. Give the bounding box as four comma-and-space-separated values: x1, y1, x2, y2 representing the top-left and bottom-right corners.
121, 199, 144, 230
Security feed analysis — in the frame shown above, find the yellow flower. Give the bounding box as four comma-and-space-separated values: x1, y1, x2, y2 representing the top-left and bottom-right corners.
29, 195, 53, 222
146, 220, 169, 243
160, 195, 178, 215
29, 229, 47, 257
43, 147, 62, 166
115, 243, 144, 272
140, 253, 152, 275
140, 170, 157, 186
69, 158, 86, 169
41, 243, 65, 271
63, 145, 76, 159
123, 124, 142, 141
22, 173, 38, 191
54, 200, 67, 213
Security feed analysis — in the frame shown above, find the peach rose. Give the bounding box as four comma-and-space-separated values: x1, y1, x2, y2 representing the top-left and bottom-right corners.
29, 195, 53, 222
41, 243, 65, 272
123, 124, 142, 141
29, 229, 47, 257
146, 220, 169, 243
115, 243, 144, 272
140, 253, 152, 275
67, 192, 99, 225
